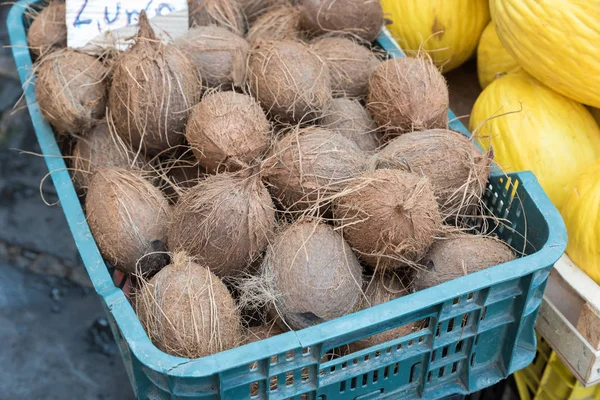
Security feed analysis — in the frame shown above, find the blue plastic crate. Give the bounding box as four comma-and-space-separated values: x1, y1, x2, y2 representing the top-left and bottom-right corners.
8, 1, 567, 399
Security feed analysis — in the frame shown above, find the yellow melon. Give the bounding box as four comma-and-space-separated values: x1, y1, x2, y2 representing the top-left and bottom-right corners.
476, 22, 520, 89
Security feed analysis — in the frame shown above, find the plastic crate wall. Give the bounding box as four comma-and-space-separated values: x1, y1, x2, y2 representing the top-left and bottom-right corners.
515, 334, 600, 400
7, 1, 567, 399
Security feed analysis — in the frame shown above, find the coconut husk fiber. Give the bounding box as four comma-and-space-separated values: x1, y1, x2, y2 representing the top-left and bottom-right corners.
85, 168, 170, 274
319, 98, 380, 152
241, 220, 363, 331
136, 252, 242, 358
333, 168, 442, 269
109, 12, 201, 155
262, 126, 368, 213
167, 171, 276, 278
186, 91, 270, 173
414, 234, 516, 292
243, 321, 284, 344
240, 0, 291, 25
311, 36, 381, 98
349, 271, 417, 352
188, 0, 245, 34
157, 151, 207, 203
246, 5, 303, 46
375, 129, 492, 218
247, 40, 331, 124
298, 0, 383, 42
368, 57, 449, 136
35, 49, 108, 135
27, 1, 67, 58
175, 26, 250, 89
72, 122, 147, 189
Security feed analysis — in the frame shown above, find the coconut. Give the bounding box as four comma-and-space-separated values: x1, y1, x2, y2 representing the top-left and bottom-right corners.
186, 91, 270, 173
243, 322, 284, 344
35, 49, 108, 134
311, 36, 380, 98
109, 12, 200, 155
245, 220, 363, 330
349, 272, 416, 351
27, 1, 67, 57
188, 0, 245, 34
159, 152, 207, 202
298, 0, 383, 42
86, 168, 170, 274
72, 123, 146, 189
246, 5, 302, 45
175, 26, 250, 88
333, 168, 442, 269
136, 252, 242, 358
168, 171, 275, 278
240, 0, 291, 25
247, 40, 331, 123
262, 126, 367, 212
368, 57, 449, 136
414, 235, 516, 291
319, 98, 379, 152
375, 129, 492, 217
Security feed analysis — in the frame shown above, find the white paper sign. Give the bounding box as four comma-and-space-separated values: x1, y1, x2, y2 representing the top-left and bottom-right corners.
66, 0, 188, 53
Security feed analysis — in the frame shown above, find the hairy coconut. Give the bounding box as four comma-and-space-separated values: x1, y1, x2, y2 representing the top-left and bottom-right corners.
350, 272, 416, 351
35, 49, 108, 134
27, 1, 67, 57
262, 126, 367, 212
376, 129, 492, 217
168, 172, 275, 278
86, 168, 170, 274
368, 57, 449, 136
244, 221, 363, 330
136, 252, 242, 358
247, 40, 331, 123
186, 91, 270, 173
246, 5, 302, 45
240, 0, 291, 25
311, 36, 380, 98
320, 98, 379, 152
72, 123, 146, 188
333, 168, 442, 268
159, 152, 207, 202
188, 0, 244, 34
414, 235, 516, 291
244, 322, 284, 344
175, 26, 250, 88
109, 12, 201, 155
298, 0, 383, 42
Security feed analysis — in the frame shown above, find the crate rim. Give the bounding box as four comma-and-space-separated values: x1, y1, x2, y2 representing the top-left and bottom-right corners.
8, 0, 567, 382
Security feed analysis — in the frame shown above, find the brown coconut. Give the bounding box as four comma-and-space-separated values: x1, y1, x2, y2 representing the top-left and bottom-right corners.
109, 12, 201, 155
35, 49, 108, 134
247, 40, 331, 123
349, 272, 417, 351
311, 36, 380, 98
243, 322, 284, 344
368, 57, 449, 136
188, 0, 245, 34
252, 221, 363, 330
174, 26, 250, 88
262, 126, 367, 212
414, 235, 516, 291
319, 98, 380, 152
136, 252, 242, 358
186, 91, 270, 173
27, 1, 67, 57
72, 123, 146, 189
86, 168, 170, 274
375, 129, 492, 217
168, 171, 275, 278
333, 168, 442, 269
240, 0, 291, 25
159, 152, 207, 202
298, 0, 383, 42
246, 5, 302, 45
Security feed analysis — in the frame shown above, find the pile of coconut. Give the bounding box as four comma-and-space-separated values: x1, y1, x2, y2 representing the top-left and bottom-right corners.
28, 0, 514, 360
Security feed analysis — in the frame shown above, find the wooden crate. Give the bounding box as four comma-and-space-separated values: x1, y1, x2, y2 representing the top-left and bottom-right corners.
536, 254, 600, 386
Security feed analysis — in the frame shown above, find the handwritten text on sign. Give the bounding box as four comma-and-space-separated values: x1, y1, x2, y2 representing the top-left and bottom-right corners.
66, 0, 188, 52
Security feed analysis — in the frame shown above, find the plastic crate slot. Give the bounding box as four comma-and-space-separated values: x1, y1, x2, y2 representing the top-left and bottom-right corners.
452, 297, 460, 305
373, 369, 379, 383
436, 323, 442, 337
431, 350, 436, 362
301, 394, 309, 400
394, 363, 400, 375
396, 343, 402, 351
319, 369, 325, 377
427, 371, 432, 382
287, 350, 296, 360
461, 314, 470, 328
303, 347, 311, 355
456, 341, 463, 353
480, 307, 487, 321
452, 362, 458, 374
286, 371, 294, 386
383, 366, 390, 379
249, 361, 258, 371
350, 377, 357, 390
475, 335, 479, 346
442, 346, 449, 358
408, 340, 414, 347
340, 380, 346, 393
447, 318, 455, 333
318, 396, 326, 400
272, 376, 279, 391
272, 355, 279, 365
375, 350, 381, 358
470, 353, 476, 367
341, 361, 347, 369
364, 354, 370, 361
418, 336, 424, 343
467, 292, 474, 301
362, 373, 368, 386
410, 363, 419, 382
302, 367, 310, 382
439, 367, 445, 378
